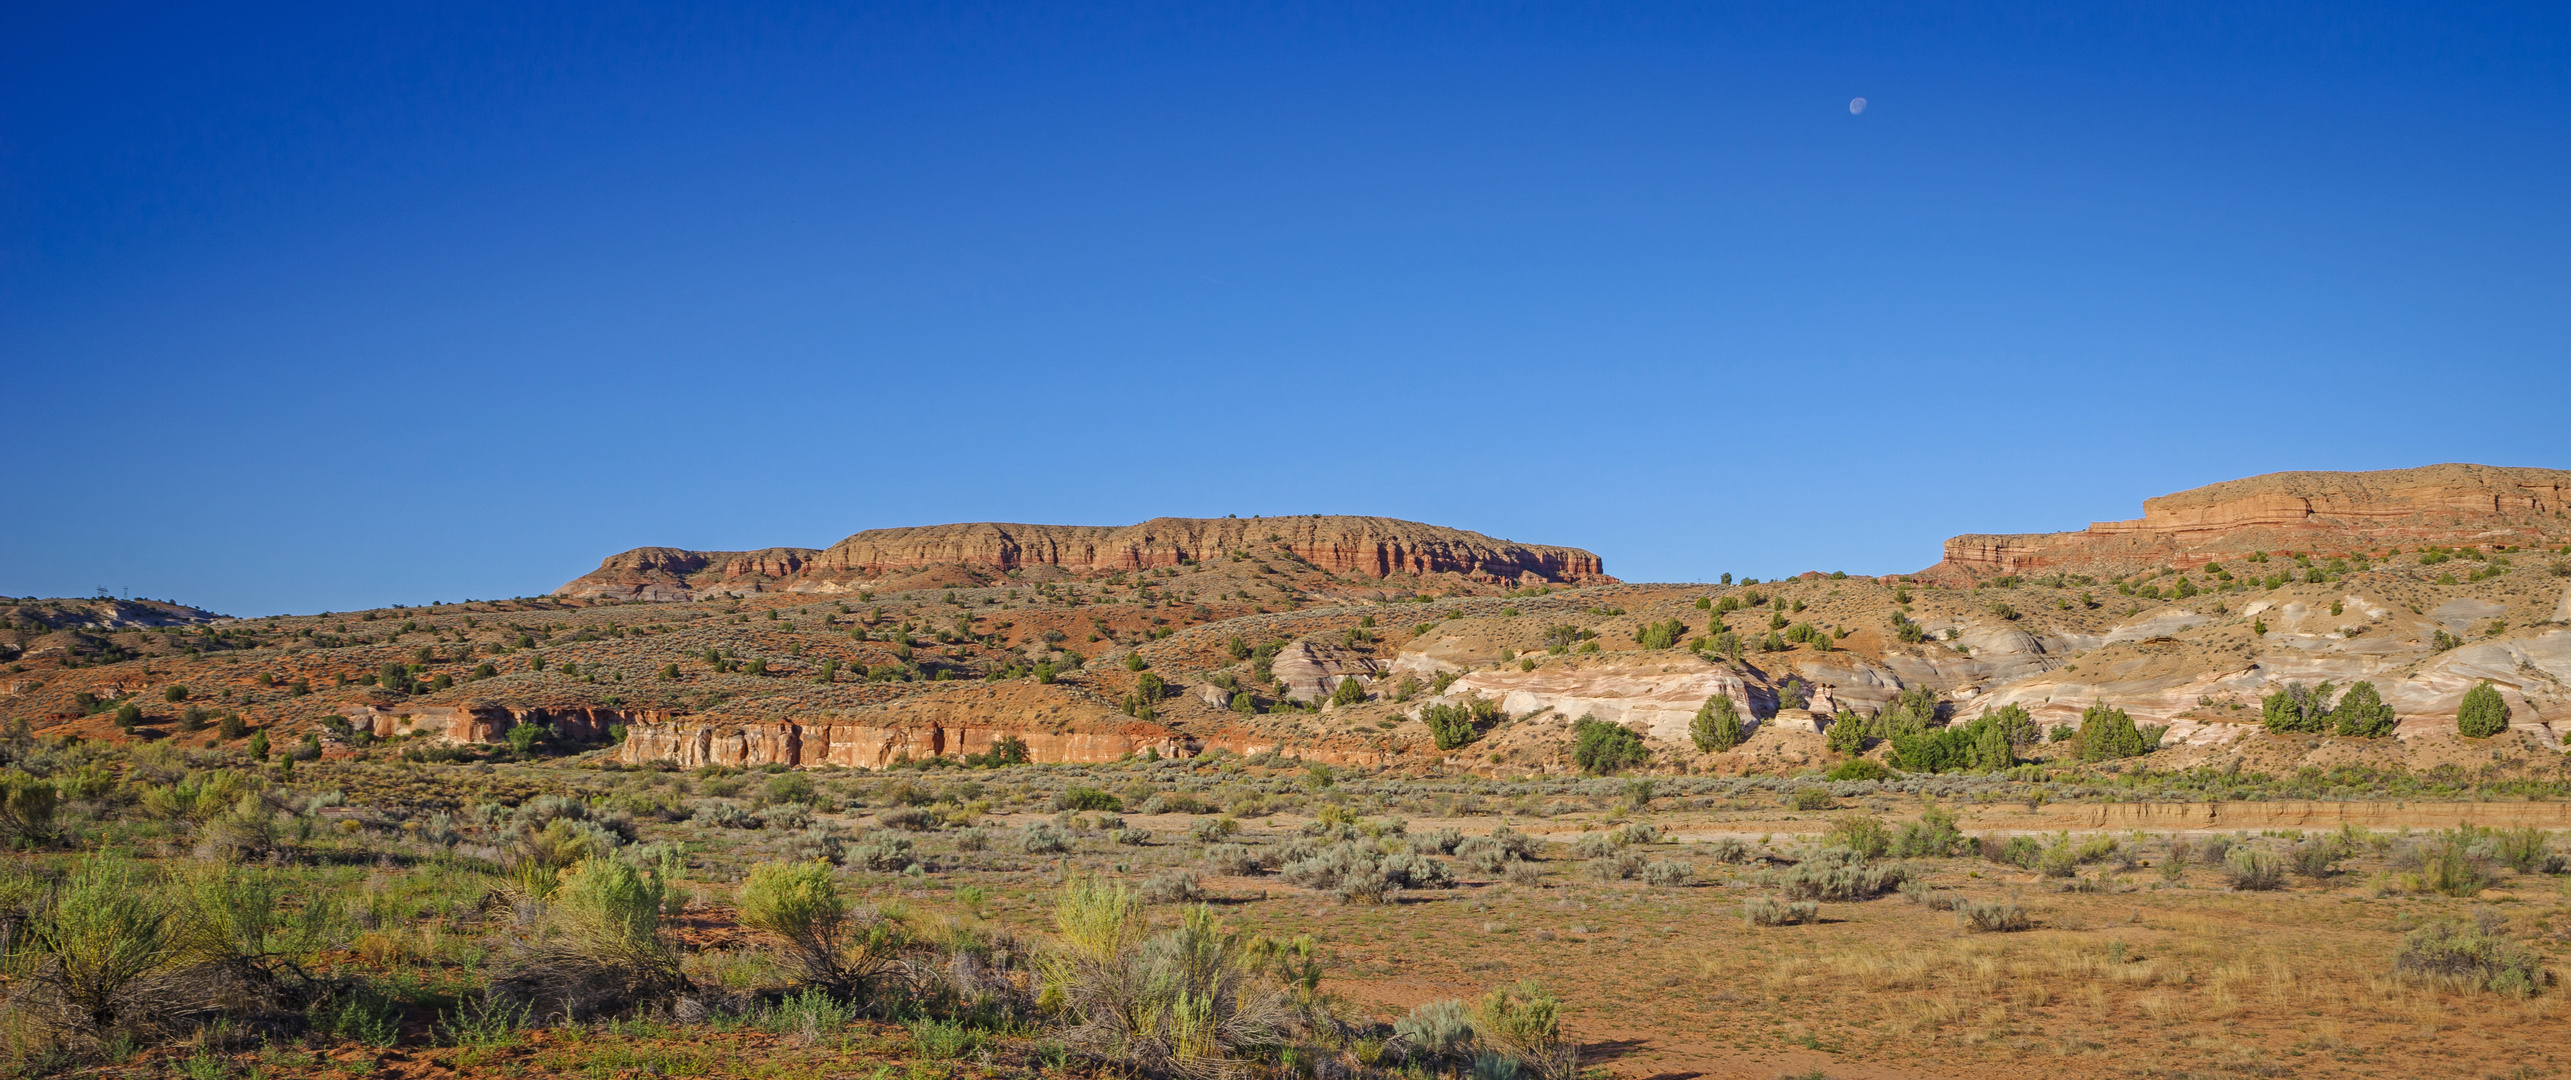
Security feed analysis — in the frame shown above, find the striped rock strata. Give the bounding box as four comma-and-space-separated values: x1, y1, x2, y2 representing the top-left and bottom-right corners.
561, 516, 1610, 600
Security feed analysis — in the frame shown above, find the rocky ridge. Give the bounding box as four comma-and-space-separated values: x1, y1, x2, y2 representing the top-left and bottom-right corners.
14, 465, 2571, 782
1930, 464, 2571, 581
562, 516, 1611, 600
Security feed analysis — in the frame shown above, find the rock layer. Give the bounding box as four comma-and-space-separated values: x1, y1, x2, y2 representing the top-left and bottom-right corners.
1929, 464, 2571, 580
561, 517, 1610, 599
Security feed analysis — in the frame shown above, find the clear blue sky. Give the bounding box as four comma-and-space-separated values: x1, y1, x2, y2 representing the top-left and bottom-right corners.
6, 3, 2566, 615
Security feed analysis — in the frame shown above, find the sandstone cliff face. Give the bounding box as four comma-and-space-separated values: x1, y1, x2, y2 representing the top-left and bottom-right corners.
338, 703, 663, 745
560, 516, 1609, 599
1420, 655, 1769, 748
1930, 464, 2571, 580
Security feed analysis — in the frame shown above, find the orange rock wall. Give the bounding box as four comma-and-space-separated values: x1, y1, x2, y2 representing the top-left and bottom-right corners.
563, 516, 1609, 598
1934, 465, 2571, 578
610, 719, 1393, 769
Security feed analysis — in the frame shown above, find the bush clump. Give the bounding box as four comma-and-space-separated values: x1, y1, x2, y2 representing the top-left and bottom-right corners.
1204, 843, 1273, 876
1785, 787, 1834, 812
1743, 897, 1818, 926
1690, 694, 1745, 753
2075, 702, 2164, 762
1020, 823, 1075, 854
1455, 827, 1542, 874
2457, 682, 2511, 738
491, 858, 687, 1020
1956, 898, 2031, 932
1777, 850, 1908, 901
2395, 916, 2548, 996
736, 860, 908, 992
1280, 841, 1452, 903
1039, 881, 1307, 1076
2222, 847, 2285, 891
1139, 869, 1205, 904
1570, 718, 1648, 774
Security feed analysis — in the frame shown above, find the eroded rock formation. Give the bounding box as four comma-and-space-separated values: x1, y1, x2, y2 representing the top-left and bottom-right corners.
338, 703, 663, 744
1928, 464, 2571, 580
561, 516, 1610, 599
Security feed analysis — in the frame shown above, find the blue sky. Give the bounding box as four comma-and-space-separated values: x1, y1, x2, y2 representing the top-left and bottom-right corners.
6, 3, 2566, 615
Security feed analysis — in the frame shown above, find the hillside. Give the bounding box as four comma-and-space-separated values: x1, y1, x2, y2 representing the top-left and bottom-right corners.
5, 465, 2568, 783
559, 515, 1613, 600
1930, 463, 2571, 581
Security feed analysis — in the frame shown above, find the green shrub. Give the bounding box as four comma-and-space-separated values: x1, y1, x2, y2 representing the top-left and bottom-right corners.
1041, 886, 1301, 1075
739, 860, 848, 984
492, 858, 685, 1018
1890, 807, 1967, 858
1824, 712, 1868, 756
760, 987, 857, 1040
1985, 703, 2041, 747
312, 986, 403, 1047
847, 833, 917, 871
2333, 681, 2397, 737
1743, 897, 1817, 926
2222, 847, 2285, 891
1570, 719, 1647, 775
1825, 758, 1888, 782
1470, 981, 1575, 1080
1777, 849, 1907, 901
2457, 682, 2510, 738
1057, 787, 1123, 812
0, 770, 61, 844
1823, 815, 1890, 859
1985, 834, 2042, 868
1690, 694, 1744, 752
1329, 676, 1367, 707
1956, 898, 2030, 932
1454, 828, 1542, 874
1633, 619, 1684, 650
27, 855, 180, 1038
766, 773, 818, 806
2491, 827, 2558, 874
2261, 682, 2335, 734
2076, 702, 2163, 762
2288, 837, 2350, 880
1021, 823, 1075, 854
1785, 787, 1834, 811
1581, 852, 1645, 882
2395, 918, 2547, 995
1394, 999, 1477, 1063
2407, 832, 2494, 897
1641, 860, 1694, 887
1423, 697, 1503, 751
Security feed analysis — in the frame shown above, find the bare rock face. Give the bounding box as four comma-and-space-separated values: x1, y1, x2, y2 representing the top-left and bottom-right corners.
1424, 655, 1764, 747
1270, 641, 1380, 703
1929, 464, 2571, 580
561, 516, 1609, 599
338, 703, 657, 744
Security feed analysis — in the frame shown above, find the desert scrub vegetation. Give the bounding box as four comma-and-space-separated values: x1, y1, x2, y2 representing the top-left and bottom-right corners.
0, 735, 1634, 1079
4, 689, 2570, 1080
2394, 911, 2550, 996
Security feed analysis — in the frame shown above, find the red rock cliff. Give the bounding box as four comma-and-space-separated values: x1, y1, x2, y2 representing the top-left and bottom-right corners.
561, 516, 1609, 598
1928, 464, 2571, 579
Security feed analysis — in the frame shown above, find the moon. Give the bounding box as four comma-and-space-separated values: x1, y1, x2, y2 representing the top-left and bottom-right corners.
1849, 97, 1867, 115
